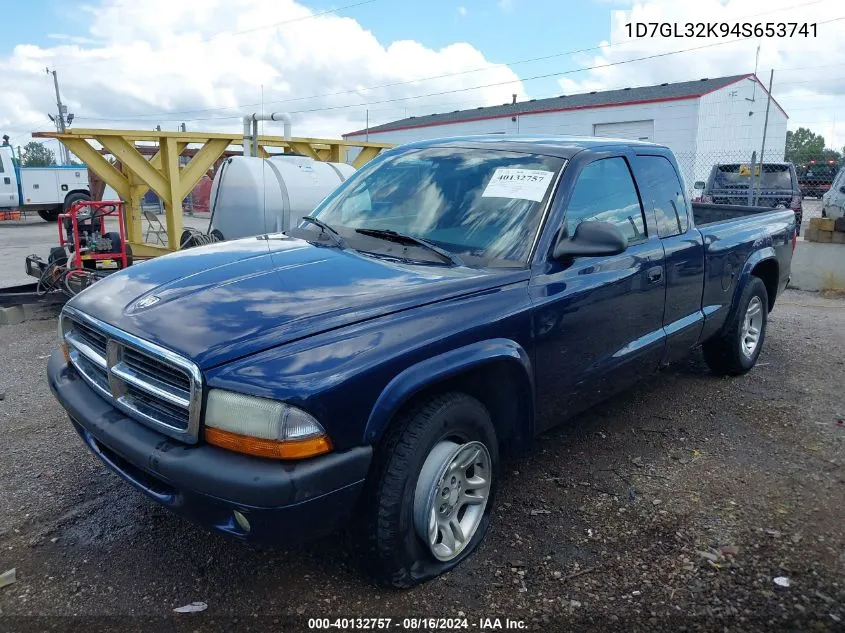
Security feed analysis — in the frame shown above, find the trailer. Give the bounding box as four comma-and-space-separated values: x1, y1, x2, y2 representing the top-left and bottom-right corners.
0, 145, 91, 222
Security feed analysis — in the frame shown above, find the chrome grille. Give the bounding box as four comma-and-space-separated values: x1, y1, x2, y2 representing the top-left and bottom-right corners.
123, 348, 191, 393
73, 321, 108, 357
61, 307, 202, 443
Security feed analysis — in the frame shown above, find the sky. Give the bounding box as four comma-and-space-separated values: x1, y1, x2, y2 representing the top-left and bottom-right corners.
1, 0, 844, 153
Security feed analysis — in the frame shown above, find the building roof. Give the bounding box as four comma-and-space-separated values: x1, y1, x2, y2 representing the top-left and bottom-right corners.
345, 74, 787, 137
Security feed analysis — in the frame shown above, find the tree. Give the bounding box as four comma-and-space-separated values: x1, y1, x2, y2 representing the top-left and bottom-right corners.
20, 142, 56, 167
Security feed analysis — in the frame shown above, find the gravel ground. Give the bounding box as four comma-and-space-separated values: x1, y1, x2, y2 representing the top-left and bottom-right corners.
0, 289, 844, 632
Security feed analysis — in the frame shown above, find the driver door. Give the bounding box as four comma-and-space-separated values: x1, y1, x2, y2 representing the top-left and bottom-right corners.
530, 154, 666, 431
0, 149, 20, 208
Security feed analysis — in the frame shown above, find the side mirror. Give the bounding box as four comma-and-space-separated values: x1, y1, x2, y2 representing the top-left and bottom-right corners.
553, 220, 628, 260
693, 181, 706, 190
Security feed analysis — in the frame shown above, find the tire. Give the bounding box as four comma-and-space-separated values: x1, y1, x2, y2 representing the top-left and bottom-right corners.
822, 208, 827, 218
361, 392, 499, 588
38, 207, 62, 222
702, 276, 768, 376
63, 191, 91, 214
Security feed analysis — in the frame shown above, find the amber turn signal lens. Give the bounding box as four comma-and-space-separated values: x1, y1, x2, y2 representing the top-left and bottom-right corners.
205, 426, 332, 460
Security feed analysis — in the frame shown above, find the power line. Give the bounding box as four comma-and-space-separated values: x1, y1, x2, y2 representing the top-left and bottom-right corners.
53, 0, 380, 70
72, 37, 776, 122
55, 0, 833, 120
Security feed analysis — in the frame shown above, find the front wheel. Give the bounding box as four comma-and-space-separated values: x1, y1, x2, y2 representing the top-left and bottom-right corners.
362, 393, 499, 588
38, 207, 62, 222
702, 276, 768, 376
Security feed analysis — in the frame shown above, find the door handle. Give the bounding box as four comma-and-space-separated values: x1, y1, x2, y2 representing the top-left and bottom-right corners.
3, 177, 9, 185
647, 266, 663, 283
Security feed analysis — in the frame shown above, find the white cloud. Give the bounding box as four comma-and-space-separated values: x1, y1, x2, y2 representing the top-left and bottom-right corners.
556, 0, 845, 148
497, 0, 514, 12
0, 0, 527, 146
457, 6, 468, 18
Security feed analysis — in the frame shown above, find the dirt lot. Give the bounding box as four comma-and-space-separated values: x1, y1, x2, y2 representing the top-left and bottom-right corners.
0, 289, 843, 632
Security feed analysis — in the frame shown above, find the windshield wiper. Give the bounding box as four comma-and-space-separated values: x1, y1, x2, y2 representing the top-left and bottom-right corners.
300, 216, 347, 248
355, 227, 463, 266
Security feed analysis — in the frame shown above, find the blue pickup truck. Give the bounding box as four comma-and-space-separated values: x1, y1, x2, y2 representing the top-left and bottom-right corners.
48, 136, 795, 587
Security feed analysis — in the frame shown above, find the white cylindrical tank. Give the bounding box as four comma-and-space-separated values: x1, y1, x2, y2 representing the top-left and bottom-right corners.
209, 155, 355, 240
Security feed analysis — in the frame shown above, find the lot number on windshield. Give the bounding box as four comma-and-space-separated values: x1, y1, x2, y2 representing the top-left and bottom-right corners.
482, 168, 555, 202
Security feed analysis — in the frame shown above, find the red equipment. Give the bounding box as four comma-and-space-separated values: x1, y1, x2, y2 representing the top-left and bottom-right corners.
58, 200, 130, 271
19, 200, 134, 301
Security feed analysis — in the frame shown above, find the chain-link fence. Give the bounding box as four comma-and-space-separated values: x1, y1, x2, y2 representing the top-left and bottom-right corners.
675, 150, 840, 203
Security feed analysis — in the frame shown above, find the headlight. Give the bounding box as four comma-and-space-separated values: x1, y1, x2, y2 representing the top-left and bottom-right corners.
58, 313, 70, 362
203, 389, 332, 460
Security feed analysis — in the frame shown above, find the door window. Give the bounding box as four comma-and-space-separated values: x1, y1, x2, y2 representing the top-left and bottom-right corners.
0, 155, 5, 174
564, 157, 646, 245
637, 155, 689, 237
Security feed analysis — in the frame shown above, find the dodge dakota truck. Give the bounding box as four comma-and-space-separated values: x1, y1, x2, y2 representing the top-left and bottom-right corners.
48, 136, 795, 587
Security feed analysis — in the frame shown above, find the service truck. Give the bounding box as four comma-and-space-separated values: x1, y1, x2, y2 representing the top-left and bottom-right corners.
0, 145, 91, 222
48, 135, 795, 587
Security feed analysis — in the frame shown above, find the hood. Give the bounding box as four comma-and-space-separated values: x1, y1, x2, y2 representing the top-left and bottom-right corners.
68, 235, 520, 368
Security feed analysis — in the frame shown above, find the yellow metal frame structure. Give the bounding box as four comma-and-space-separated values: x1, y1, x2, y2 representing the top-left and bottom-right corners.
34, 129, 393, 258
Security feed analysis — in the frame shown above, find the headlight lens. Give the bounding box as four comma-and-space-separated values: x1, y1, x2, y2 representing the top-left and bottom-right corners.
58, 313, 70, 362
204, 389, 332, 459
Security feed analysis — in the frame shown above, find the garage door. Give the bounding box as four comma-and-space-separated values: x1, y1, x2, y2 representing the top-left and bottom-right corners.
593, 120, 654, 141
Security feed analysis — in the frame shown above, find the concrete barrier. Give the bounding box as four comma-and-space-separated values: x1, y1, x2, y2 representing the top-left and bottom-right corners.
789, 239, 845, 292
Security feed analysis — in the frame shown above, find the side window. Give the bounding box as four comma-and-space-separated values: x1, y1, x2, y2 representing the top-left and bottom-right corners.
637, 156, 689, 238
565, 157, 646, 245
0, 155, 5, 174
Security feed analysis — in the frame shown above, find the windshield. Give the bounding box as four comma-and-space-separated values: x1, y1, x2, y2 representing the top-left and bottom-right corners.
310, 147, 565, 264
714, 164, 794, 189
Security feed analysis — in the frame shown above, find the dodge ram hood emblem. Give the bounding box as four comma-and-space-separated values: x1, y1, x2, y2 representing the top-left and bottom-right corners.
133, 295, 161, 310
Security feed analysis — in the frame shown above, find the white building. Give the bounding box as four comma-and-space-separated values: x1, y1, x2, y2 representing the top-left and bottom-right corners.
344, 74, 788, 193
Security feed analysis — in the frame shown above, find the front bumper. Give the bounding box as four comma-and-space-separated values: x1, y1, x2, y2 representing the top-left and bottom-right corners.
47, 351, 372, 543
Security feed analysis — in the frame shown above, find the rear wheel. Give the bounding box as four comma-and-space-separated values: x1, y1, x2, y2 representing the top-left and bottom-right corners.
362, 393, 498, 588
702, 276, 768, 376
63, 191, 91, 214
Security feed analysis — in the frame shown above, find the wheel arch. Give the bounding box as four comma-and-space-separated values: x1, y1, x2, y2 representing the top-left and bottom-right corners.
63, 189, 91, 208
733, 248, 778, 316
749, 258, 779, 311
363, 339, 535, 455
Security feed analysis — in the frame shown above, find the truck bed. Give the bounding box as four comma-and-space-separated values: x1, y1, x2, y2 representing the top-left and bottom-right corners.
692, 202, 788, 227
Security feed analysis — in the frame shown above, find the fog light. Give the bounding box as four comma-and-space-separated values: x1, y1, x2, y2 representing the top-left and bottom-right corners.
233, 510, 251, 533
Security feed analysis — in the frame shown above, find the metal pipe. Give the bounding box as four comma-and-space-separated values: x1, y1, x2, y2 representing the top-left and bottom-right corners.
242, 113, 292, 157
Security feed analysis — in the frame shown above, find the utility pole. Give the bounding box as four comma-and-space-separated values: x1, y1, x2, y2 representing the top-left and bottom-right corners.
46, 67, 73, 165
752, 70, 774, 207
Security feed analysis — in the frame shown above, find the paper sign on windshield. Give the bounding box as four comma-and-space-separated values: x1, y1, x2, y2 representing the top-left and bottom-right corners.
481, 168, 555, 202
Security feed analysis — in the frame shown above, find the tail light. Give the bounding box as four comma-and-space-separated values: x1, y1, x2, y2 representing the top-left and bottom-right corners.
792, 232, 798, 251
790, 195, 802, 210
701, 195, 713, 203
